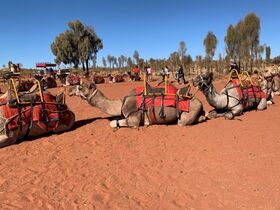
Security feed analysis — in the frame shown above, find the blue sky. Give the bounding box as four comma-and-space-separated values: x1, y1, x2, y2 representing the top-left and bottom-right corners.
0, 0, 279, 68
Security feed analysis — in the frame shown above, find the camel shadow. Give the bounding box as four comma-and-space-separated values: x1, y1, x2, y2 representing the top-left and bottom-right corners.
17, 116, 115, 145
71, 116, 116, 130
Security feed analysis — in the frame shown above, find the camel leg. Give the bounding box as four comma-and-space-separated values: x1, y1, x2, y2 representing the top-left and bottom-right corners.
207, 110, 226, 119
225, 105, 243, 120
110, 111, 142, 128
257, 98, 267, 110
0, 135, 17, 148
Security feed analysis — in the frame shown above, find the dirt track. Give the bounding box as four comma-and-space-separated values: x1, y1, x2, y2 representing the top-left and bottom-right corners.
1, 79, 280, 209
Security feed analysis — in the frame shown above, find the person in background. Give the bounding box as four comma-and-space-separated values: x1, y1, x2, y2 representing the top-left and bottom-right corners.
164, 66, 169, 78
229, 59, 240, 73
147, 66, 152, 81
176, 65, 186, 84
133, 65, 140, 81
161, 67, 166, 81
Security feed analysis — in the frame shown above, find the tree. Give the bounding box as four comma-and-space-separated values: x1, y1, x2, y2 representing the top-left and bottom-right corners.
224, 13, 261, 71
243, 13, 260, 71
272, 55, 280, 65
51, 20, 103, 74
225, 24, 240, 60
102, 57, 107, 68
92, 54, 97, 68
178, 41, 186, 66
127, 57, 133, 68
169, 52, 180, 69
266, 46, 271, 65
107, 54, 114, 68
133, 50, 140, 64
203, 31, 217, 71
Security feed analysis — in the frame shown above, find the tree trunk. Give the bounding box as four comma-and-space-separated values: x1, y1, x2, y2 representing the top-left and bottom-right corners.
86, 59, 89, 74
82, 62, 86, 71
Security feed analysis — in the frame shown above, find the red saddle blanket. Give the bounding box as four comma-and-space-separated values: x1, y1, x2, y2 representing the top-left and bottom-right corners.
231, 79, 266, 107
0, 93, 72, 131
136, 85, 190, 112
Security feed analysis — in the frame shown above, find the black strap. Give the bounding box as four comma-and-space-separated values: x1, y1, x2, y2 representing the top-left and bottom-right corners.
159, 93, 165, 119
151, 93, 155, 113
175, 94, 180, 118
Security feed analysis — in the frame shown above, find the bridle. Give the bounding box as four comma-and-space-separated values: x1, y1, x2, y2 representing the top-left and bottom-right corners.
76, 85, 98, 101
198, 75, 212, 95
87, 88, 98, 101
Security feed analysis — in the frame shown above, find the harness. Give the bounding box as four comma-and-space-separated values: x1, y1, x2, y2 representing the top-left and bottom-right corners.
0, 78, 71, 141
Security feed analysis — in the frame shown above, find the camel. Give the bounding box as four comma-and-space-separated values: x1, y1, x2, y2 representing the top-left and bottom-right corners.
91, 75, 105, 84
66, 74, 81, 86
68, 81, 206, 127
0, 85, 75, 148
108, 74, 125, 83
192, 72, 267, 120
261, 66, 280, 96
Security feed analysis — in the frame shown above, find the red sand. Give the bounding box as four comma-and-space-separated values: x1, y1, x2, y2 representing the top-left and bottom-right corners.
1, 79, 280, 209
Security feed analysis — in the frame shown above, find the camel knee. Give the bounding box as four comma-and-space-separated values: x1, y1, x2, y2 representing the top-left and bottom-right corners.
0, 135, 16, 148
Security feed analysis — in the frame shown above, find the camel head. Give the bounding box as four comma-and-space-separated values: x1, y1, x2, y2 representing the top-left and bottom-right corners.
192, 72, 214, 91
261, 66, 278, 80
68, 81, 97, 100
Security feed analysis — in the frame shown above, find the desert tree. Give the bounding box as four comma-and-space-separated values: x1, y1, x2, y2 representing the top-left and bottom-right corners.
102, 57, 107, 68
243, 13, 260, 71
127, 57, 133, 68
203, 31, 217, 71
265, 46, 271, 65
51, 20, 103, 74
178, 41, 186, 66
133, 50, 140, 65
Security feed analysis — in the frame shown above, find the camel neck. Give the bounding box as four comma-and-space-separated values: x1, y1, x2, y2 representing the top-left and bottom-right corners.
87, 89, 122, 116
204, 83, 227, 109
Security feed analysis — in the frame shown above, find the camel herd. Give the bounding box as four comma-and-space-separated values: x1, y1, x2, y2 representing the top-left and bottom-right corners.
0, 65, 279, 147
69, 65, 280, 128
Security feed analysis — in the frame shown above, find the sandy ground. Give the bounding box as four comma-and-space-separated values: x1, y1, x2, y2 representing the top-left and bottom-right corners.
1, 78, 280, 209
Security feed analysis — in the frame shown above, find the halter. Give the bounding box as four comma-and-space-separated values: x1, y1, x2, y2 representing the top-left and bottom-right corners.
87, 88, 98, 102
198, 75, 212, 95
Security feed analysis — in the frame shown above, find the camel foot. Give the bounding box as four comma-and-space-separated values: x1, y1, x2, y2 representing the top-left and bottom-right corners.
207, 110, 218, 119
197, 115, 207, 123
224, 112, 234, 120
267, 100, 274, 105
110, 120, 118, 128
110, 119, 128, 128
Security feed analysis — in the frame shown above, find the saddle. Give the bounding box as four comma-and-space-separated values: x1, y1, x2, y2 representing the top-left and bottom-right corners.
0, 79, 71, 133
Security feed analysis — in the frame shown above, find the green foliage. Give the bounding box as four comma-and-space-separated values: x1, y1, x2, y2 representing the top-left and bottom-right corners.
168, 52, 180, 69
272, 56, 280, 65
102, 57, 107, 67
178, 41, 186, 65
51, 20, 103, 73
127, 57, 133, 68
133, 50, 140, 64
266, 46, 271, 64
224, 13, 261, 71
204, 31, 217, 70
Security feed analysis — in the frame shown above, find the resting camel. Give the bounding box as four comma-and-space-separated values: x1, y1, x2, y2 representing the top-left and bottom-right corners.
0, 85, 75, 148
68, 81, 206, 127
91, 75, 105, 84
260, 66, 280, 97
108, 74, 125, 83
192, 72, 267, 120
